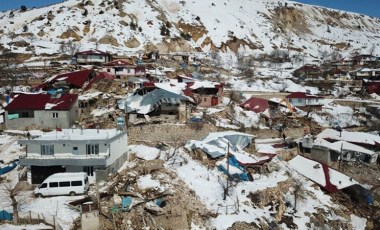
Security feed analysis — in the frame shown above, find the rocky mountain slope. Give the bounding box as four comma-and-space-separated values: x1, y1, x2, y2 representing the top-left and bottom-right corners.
0, 0, 379, 57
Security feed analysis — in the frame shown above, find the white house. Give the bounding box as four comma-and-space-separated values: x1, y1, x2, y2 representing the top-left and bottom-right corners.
102, 60, 145, 79
19, 128, 128, 184
286, 92, 324, 110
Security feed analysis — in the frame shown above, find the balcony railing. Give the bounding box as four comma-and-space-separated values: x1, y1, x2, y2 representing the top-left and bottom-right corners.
20, 153, 110, 160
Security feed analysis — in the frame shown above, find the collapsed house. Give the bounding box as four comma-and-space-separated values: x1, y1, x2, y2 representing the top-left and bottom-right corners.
185, 131, 272, 181
316, 128, 380, 151
240, 97, 287, 119
121, 82, 195, 123
289, 155, 373, 204
311, 138, 378, 165
120, 79, 223, 123
36, 69, 96, 92
299, 129, 380, 164
289, 155, 357, 193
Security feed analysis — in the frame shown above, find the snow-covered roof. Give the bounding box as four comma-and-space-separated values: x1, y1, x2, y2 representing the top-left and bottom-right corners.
317, 129, 380, 146
289, 155, 357, 192
126, 88, 191, 114
185, 131, 254, 159
314, 138, 376, 156
22, 129, 124, 141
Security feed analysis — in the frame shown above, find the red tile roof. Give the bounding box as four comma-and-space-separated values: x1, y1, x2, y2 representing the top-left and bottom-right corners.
84, 72, 115, 91
5, 93, 78, 111
286, 92, 323, 99
240, 97, 269, 113
37, 69, 93, 89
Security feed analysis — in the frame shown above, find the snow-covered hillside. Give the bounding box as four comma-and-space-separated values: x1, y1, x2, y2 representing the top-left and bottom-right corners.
0, 0, 379, 57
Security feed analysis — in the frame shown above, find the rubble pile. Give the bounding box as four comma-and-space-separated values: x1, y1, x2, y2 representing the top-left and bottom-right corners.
96, 157, 211, 229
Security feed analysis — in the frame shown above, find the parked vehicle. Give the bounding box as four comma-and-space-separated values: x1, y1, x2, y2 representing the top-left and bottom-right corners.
34, 172, 89, 197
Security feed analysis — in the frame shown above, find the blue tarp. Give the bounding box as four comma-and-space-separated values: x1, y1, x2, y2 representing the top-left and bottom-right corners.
7, 114, 19, 120
0, 210, 12, 221
121, 196, 132, 211
0, 161, 18, 175
218, 156, 250, 181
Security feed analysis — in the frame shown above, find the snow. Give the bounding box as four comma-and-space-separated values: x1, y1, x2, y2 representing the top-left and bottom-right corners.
317, 128, 380, 146
0, 224, 52, 230
21, 196, 82, 230
137, 174, 162, 190
350, 214, 367, 230
21, 129, 123, 141
127, 145, 160, 160
90, 107, 115, 117
167, 150, 289, 229
78, 92, 103, 101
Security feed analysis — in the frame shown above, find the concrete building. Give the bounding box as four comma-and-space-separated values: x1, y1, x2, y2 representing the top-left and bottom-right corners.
4, 93, 79, 130
102, 60, 146, 79
19, 128, 128, 184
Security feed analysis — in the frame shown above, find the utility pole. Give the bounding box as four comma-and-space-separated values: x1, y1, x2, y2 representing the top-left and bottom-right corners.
224, 142, 230, 200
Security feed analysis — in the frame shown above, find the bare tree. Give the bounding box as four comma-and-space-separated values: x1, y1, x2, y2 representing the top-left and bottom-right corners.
237, 53, 255, 77
369, 43, 376, 56
210, 51, 221, 67
60, 40, 81, 57
0, 181, 28, 224
331, 50, 342, 61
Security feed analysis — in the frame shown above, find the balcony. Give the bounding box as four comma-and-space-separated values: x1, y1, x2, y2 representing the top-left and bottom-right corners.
19, 153, 109, 167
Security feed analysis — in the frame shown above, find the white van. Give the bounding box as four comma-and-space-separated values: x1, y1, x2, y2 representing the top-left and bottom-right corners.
34, 172, 89, 197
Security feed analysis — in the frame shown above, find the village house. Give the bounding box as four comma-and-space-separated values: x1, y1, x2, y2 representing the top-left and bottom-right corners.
240, 97, 284, 119
362, 79, 380, 94
323, 68, 348, 80
293, 64, 321, 80
189, 81, 223, 107
75, 49, 112, 65
353, 68, 380, 80
124, 82, 195, 123
286, 92, 324, 111
18, 128, 128, 184
36, 69, 96, 91
330, 57, 354, 71
352, 54, 379, 68
4, 93, 79, 130
102, 60, 146, 79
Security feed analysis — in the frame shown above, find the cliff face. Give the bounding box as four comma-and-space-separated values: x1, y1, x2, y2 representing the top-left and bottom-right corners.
0, 0, 379, 57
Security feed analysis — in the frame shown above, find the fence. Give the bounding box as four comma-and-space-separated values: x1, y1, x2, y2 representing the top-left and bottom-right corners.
18, 211, 63, 230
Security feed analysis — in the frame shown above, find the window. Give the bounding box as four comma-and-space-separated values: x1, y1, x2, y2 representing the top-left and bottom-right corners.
39, 183, 47, 188
59, 181, 70, 187
53, 112, 58, 118
49, 182, 58, 188
84, 166, 94, 176
86, 144, 99, 155
71, 181, 83, 186
41, 145, 54, 155
297, 99, 302, 103
73, 147, 78, 150
84, 177, 88, 185
203, 98, 207, 102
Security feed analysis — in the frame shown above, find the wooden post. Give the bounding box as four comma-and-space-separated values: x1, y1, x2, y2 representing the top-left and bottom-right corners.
224, 142, 230, 200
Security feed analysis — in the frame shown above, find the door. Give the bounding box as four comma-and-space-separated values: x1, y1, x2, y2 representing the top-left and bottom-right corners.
31, 166, 65, 184
211, 96, 218, 106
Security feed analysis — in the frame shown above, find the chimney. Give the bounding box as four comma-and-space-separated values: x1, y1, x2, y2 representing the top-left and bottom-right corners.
81, 125, 84, 135
96, 125, 100, 134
